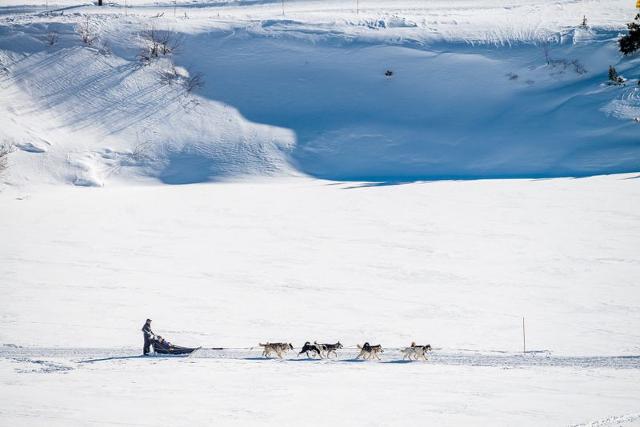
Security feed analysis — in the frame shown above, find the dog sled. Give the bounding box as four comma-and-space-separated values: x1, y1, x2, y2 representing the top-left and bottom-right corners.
152, 338, 201, 356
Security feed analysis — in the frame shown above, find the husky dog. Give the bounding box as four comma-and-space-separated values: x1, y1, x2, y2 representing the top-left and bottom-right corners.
315, 341, 343, 358
401, 342, 432, 361
355, 342, 383, 360
298, 342, 323, 359
259, 342, 294, 359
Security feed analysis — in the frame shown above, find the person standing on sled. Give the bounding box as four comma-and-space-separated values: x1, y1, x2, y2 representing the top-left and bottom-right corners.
142, 319, 155, 355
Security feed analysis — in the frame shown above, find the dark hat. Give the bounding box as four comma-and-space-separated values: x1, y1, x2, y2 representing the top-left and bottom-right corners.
146, 319, 152, 322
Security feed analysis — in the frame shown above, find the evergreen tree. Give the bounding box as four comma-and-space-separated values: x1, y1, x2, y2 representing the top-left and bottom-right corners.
619, 14, 640, 55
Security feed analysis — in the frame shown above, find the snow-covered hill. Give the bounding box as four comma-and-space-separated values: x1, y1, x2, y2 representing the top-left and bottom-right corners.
1, 0, 639, 186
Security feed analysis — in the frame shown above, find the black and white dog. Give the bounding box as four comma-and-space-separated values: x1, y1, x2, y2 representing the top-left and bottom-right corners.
315, 341, 343, 358
401, 342, 432, 361
298, 341, 323, 359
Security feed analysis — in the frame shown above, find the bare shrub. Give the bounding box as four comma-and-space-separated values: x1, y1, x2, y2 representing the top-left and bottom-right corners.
542, 43, 587, 75
157, 65, 204, 97
184, 72, 204, 92
157, 30, 182, 55
159, 66, 180, 85
139, 27, 181, 63
140, 28, 160, 59
76, 16, 96, 46
546, 58, 587, 75
570, 59, 587, 75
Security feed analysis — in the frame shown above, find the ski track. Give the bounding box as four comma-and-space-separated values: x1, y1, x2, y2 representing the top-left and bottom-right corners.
9, 357, 75, 374
3, 347, 640, 371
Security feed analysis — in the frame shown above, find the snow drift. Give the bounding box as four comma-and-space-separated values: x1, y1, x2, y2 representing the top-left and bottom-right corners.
0, 0, 639, 186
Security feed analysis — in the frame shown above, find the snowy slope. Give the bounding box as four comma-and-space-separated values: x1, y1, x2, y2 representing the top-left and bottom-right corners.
0, 0, 639, 185
0, 17, 297, 186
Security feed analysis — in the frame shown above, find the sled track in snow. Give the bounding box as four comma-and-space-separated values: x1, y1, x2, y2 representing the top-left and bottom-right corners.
2, 347, 640, 370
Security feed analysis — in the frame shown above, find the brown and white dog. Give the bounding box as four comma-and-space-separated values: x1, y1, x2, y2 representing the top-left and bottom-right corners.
355, 342, 383, 360
315, 341, 343, 358
401, 342, 432, 361
259, 342, 294, 359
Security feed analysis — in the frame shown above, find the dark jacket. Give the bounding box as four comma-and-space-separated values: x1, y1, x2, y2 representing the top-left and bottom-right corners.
142, 323, 154, 340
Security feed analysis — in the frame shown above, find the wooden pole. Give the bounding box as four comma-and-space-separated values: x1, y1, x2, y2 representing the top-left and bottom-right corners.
282, 0, 284, 16
522, 317, 526, 353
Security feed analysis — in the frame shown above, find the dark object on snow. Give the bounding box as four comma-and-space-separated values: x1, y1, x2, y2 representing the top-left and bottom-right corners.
298, 341, 322, 358
384, 70, 394, 77
316, 341, 343, 358
619, 14, 640, 55
152, 337, 200, 355
142, 319, 154, 355
608, 66, 625, 85
580, 15, 588, 29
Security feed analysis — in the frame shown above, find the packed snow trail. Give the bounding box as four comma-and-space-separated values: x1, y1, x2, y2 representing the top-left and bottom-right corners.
3, 346, 640, 427
3, 347, 640, 370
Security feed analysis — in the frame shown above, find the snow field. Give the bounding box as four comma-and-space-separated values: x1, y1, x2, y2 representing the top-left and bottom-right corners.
2, 352, 640, 426
1, 175, 639, 355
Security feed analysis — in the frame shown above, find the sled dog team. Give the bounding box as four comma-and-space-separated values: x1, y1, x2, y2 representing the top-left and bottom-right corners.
143, 320, 432, 360
259, 341, 432, 361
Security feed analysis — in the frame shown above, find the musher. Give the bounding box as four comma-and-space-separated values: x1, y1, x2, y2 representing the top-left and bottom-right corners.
142, 318, 155, 355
